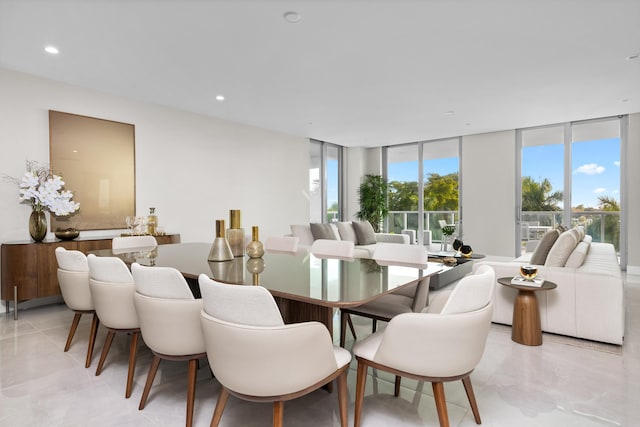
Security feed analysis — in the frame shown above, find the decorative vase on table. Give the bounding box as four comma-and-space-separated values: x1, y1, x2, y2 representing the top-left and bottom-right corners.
226, 209, 245, 257
29, 209, 47, 242
208, 219, 234, 262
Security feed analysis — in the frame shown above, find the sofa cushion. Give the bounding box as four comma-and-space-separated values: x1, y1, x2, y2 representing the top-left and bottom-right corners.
530, 229, 560, 265
545, 229, 580, 267
565, 241, 590, 268
310, 223, 338, 240
291, 224, 314, 246
337, 222, 358, 243
352, 221, 377, 245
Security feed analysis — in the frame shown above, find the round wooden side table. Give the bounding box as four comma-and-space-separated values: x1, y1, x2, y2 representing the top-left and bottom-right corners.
497, 277, 557, 346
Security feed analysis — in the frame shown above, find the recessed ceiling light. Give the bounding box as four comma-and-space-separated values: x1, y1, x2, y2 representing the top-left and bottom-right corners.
626, 53, 639, 61
44, 45, 59, 54
444, 110, 455, 116
215, 95, 225, 101
283, 11, 302, 23
621, 98, 631, 103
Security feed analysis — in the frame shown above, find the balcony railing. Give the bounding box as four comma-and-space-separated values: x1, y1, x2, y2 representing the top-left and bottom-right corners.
387, 210, 620, 250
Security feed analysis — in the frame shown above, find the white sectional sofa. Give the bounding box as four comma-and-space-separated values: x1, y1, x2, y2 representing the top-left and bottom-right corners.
290, 222, 409, 258
474, 227, 624, 345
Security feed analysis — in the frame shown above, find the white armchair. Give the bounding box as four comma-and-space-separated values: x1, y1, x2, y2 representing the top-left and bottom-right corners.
198, 274, 351, 427
352, 265, 495, 427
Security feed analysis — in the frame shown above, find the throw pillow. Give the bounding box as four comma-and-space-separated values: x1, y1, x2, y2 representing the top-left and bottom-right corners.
336, 222, 358, 243
529, 229, 560, 265
564, 241, 590, 268
352, 221, 377, 245
310, 223, 338, 240
545, 229, 580, 267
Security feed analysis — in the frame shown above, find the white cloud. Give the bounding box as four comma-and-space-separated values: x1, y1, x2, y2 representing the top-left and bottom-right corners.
574, 163, 605, 175
614, 161, 620, 167
593, 187, 606, 194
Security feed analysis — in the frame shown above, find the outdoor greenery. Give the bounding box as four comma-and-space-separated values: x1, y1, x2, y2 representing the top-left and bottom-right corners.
521, 176, 563, 211
388, 172, 459, 212
357, 174, 389, 232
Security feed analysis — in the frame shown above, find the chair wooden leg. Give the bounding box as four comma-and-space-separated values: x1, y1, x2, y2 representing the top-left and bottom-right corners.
85, 313, 99, 368
64, 312, 82, 352
354, 361, 368, 427
340, 312, 347, 347
139, 355, 161, 410
461, 376, 481, 424
394, 375, 401, 397
186, 359, 198, 427
125, 331, 139, 398
273, 401, 284, 427
347, 314, 357, 339
432, 382, 449, 427
95, 331, 115, 376
337, 370, 348, 427
210, 387, 230, 427
372, 319, 377, 333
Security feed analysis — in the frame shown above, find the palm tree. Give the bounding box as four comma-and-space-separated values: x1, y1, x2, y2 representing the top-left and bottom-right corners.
521, 177, 563, 211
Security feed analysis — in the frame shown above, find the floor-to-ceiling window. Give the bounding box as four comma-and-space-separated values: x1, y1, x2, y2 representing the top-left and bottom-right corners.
309, 139, 343, 223
385, 138, 460, 246
517, 117, 624, 263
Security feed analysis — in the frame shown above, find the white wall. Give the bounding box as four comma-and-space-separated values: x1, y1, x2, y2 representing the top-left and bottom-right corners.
0, 69, 309, 246
461, 130, 516, 257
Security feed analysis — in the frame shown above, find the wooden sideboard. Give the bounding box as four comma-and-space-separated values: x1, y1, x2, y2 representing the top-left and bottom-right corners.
1, 234, 180, 315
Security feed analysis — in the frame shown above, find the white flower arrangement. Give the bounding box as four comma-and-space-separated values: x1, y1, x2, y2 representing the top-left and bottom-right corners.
15, 161, 80, 216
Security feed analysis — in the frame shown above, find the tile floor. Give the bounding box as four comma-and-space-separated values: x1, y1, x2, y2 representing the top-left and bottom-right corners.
1, 274, 639, 426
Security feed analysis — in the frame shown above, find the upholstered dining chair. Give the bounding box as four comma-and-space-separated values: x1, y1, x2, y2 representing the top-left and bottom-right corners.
55, 247, 99, 368
112, 235, 157, 253
131, 263, 206, 427
87, 254, 140, 398
352, 265, 495, 427
310, 239, 355, 260
264, 235, 300, 254
198, 274, 352, 427
340, 243, 431, 347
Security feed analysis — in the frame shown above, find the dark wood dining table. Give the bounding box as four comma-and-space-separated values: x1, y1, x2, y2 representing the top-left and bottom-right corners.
90, 242, 443, 338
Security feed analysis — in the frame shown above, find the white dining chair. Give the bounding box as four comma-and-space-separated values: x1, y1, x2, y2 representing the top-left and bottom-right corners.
132, 263, 206, 427
264, 235, 300, 254
198, 274, 351, 427
112, 235, 158, 253
352, 265, 495, 427
340, 243, 431, 346
87, 254, 140, 398
310, 239, 355, 260
55, 247, 99, 368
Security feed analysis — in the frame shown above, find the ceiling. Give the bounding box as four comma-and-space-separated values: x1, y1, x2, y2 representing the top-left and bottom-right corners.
1, 0, 639, 148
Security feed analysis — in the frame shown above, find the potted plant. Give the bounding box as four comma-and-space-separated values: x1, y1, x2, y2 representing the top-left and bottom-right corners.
356, 174, 388, 232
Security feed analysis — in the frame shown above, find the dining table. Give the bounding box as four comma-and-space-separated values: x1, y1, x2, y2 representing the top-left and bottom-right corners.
89, 242, 443, 339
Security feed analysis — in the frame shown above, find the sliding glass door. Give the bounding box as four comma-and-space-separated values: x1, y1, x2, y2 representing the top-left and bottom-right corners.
309, 140, 343, 224
518, 117, 624, 260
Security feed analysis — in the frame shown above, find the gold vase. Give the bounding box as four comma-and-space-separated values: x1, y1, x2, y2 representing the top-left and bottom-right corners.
208, 220, 234, 262
226, 209, 245, 257
29, 210, 47, 242
246, 226, 265, 258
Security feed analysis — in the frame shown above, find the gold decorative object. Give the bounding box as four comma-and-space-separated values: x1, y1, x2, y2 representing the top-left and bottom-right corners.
226, 209, 245, 257
29, 210, 47, 242
55, 228, 80, 241
519, 265, 538, 281
246, 226, 265, 258
460, 244, 473, 258
208, 220, 234, 262
147, 207, 158, 236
